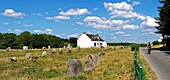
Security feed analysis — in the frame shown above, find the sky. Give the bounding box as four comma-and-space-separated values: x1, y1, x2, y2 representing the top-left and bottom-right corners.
0, 0, 162, 43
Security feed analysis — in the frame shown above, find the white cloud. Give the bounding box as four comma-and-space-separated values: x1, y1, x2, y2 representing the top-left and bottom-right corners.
110, 9, 146, 20
104, 2, 147, 20
15, 21, 21, 24
122, 34, 131, 36
127, 0, 131, 2
34, 30, 44, 33
132, 1, 140, 6
112, 36, 117, 39
93, 8, 98, 11
45, 29, 53, 34
67, 33, 79, 38
23, 24, 34, 27
1, 9, 25, 18
33, 29, 53, 34
44, 12, 49, 15
55, 16, 70, 20
60, 33, 66, 36
56, 34, 61, 37
97, 31, 103, 34
59, 8, 90, 16
58, 8, 62, 11
123, 24, 139, 30
141, 16, 158, 27
110, 33, 115, 36
76, 22, 83, 25
33, 13, 43, 16
14, 29, 22, 33
3, 22, 9, 25
158, 36, 163, 42
84, 16, 129, 30
8, 29, 22, 33
116, 31, 125, 35
46, 16, 70, 22
104, 1, 157, 30
141, 28, 157, 35
104, 2, 133, 11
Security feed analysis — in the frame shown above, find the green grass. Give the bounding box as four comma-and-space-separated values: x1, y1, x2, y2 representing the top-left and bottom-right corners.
137, 51, 158, 80
0, 47, 136, 80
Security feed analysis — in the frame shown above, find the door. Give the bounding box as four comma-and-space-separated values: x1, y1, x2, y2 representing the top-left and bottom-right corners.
94, 42, 96, 46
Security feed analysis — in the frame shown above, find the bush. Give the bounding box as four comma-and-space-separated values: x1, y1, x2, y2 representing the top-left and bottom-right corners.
131, 46, 139, 51
0, 45, 6, 49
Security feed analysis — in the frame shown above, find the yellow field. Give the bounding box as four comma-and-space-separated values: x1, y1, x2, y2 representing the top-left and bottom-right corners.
0, 47, 135, 80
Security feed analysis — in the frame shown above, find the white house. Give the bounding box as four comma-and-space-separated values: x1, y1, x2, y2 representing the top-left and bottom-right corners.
77, 32, 107, 48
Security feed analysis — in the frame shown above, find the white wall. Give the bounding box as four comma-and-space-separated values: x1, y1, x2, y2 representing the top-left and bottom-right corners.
77, 34, 92, 48
77, 34, 107, 48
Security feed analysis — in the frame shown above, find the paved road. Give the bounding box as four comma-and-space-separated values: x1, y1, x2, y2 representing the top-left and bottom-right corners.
140, 47, 170, 80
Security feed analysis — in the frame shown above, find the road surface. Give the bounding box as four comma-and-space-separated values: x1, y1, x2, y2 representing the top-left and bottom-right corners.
140, 47, 170, 80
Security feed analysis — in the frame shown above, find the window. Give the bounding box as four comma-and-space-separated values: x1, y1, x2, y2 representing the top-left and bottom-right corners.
100, 43, 102, 46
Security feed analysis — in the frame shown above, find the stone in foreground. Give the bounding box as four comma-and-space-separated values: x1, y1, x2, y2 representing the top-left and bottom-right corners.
42, 46, 46, 50
7, 47, 11, 51
67, 59, 84, 78
25, 53, 32, 59
66, 44, 71, 53
84, 62, 95, 71
23, 46, 28, 52
51, 49, 56, 55
11, 57, 17, 61
42, 51, 47, 56
85, 54, 100, 66
59, 48, 63, 54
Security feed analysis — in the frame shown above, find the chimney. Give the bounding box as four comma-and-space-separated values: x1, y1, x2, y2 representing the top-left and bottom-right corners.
83, 32, 86, 34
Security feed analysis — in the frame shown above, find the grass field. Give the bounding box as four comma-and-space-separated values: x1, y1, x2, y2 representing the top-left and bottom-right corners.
0, 47, 135, 80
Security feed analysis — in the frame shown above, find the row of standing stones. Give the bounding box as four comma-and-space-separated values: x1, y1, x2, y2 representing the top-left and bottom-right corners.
67, 49, 105, 79
10, 44, 73, 62
8, 44, 105, 79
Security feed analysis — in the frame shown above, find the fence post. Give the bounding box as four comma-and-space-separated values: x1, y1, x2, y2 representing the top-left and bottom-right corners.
134, 47, 143, 80
139, 66, 142, 80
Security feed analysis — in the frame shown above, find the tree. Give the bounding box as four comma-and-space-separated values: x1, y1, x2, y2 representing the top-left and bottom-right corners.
18, 31, 31, 48
1, 33, 19, 48
69, 37, 78, 47
0, 31, 71, 49
156, 0, 170, 47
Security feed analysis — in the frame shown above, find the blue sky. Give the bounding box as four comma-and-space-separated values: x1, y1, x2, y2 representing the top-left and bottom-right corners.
0, 0, 162, 43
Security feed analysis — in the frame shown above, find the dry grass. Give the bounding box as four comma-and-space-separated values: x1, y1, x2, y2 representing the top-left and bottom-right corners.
0, 47, 134, 80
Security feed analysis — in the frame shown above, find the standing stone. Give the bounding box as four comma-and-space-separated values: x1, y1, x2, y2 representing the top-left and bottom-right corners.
84, 62, 95, 71
85, 54, 100, 66
67, 59, 84, 78
11, 57, 17, 61
66, 44, 71, 53
42, 51, 47, 56
25, 53, 32, 59
42, 46, 46, 50
23, 46, 28, 52
59, 48, 63, 54
7, 47, 11, 51
77, 46, 80, 51
51, 49, 56, 55
48, 45, 51, 50
99, 49, 105, 56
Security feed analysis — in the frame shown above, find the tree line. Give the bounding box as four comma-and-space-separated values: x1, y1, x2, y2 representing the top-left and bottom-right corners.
108, 42, 147, 47
156, 0, 170, 48
0, 31, 77, 49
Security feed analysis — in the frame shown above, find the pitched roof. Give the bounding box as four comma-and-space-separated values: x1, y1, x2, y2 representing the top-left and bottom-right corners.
85, 33, 104, 41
